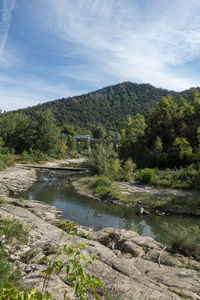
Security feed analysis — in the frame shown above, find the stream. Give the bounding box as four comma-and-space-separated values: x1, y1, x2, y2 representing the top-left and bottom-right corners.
21, 174, 200, 245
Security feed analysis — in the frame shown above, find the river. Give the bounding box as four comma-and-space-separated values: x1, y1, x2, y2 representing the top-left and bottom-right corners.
21, 174, 200, 245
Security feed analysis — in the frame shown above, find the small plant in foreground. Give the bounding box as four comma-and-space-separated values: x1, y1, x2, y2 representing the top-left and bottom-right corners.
41, 243, 103, 299
0, 282, 55, 300
56, 219, 77, 234
0, 216, 30, 245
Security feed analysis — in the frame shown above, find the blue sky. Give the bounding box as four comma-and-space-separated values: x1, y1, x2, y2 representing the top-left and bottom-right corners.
1, 0, 200, 111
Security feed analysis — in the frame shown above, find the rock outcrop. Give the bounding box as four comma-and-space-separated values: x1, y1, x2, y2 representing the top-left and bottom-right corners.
0, 164, 200, 299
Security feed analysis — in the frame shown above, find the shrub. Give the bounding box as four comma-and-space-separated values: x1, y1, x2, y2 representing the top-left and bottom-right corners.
21, 150, 49, 164
136, 168, 156, 184
0, 282, 55, 299
92, 176, 112, 198
0, 246, 12, 288
56, 219, 77, 234
0, 217, 30, 245
109, 188, 122, 200
121, 158, 136, 181
173, 164, 200, 189
94, 185, 111, 198
92, 176, 112, 188
109, 158, 122, 180
164, 224, 200, 258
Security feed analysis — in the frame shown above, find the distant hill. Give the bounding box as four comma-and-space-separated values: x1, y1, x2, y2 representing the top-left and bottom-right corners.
16, 82, 192, 130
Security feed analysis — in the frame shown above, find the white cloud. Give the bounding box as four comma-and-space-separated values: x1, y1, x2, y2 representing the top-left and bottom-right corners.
0, 0, 16, 57
39, 0, 200, 90
0, 75, 86, 111
1, 0, 200, 111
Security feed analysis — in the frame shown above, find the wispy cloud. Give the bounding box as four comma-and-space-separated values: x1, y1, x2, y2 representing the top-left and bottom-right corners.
0, 0, 16, 57
1, 0, 200, 111
0, 74, 86, 111
39, 0, 200, 90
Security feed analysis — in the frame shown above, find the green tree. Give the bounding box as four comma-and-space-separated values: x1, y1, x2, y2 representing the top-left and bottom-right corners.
126, 114, 146, 143
0, 113, 31, 153
93, 125, 106, 138
33, 110, 61, 155
172, 137, 193, 164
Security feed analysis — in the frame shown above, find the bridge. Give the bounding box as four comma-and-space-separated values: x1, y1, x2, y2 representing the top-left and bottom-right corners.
75, 135, 121, 143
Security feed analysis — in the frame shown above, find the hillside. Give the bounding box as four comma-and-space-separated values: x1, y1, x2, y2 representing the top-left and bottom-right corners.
16, 82, 180, 130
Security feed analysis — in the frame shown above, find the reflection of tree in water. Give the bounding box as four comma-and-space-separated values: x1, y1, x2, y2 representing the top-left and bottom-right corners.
118, 218, 145, 234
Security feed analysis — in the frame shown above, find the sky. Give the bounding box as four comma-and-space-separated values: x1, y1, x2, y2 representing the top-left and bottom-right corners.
1, 0, 200, 111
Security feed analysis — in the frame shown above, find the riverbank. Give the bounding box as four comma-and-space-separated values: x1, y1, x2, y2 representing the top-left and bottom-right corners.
0, 163, 200, 299
72, 174, 200, 216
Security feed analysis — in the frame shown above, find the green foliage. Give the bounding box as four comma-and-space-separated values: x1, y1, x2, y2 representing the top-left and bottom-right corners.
172, 289, 193, 300
14, 82, 174, 130
172, 164, 200, 189
0, 216, 30, 245
0, 113, 31, 153
41, 243, 102, 300
92, 176, 112, 198
88, 144, 116, 175
21, 149, 49, 164
92, 125, 106, 138
94, 185, 111, 198
92, 176, 112, 188
136, 168, 156, 184
0, 283, 55, 300
172, 137, 193, 163
0, 246, 12, 288
0, 217, 103, 299
0, 198, 5, 204
164, 224, 200, 258
67, 135, 77, 151
33, 110, 61, 156
121, 158, 136, 181
108, 158, 122, 180
56, 219, 77, 234
0, 217, 31, 289
125, 114, 146, 143
0, 137, 14, 171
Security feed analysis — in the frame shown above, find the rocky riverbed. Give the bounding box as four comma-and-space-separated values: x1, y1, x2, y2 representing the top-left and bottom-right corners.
0, 163, 200, 299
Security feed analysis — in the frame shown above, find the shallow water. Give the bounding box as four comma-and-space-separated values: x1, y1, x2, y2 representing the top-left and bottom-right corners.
21, 177, 200, 245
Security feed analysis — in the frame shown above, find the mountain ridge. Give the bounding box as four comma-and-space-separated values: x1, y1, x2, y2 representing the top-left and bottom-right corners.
15, 81, 198, 129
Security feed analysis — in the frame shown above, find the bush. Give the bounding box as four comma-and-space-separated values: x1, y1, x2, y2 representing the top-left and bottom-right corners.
173, 164, 200, 189
108, 158, 122, 180
164, 224, 200, 258
21, 150, 49, 164
92, 176, 112, 188
56, 219, 76, 234
92, 176, 112, 198
121, 158, 136, 181
94, 185, 111, 198
0, 217, 30, 245
136, 168, 156, 184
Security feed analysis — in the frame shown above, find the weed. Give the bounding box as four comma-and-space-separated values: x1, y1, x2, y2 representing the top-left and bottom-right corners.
0, 216, 31, 245
0, 198, 5, 205
56, 219, 77, 234
163, 223, 200, 258
171, 289, 193, 299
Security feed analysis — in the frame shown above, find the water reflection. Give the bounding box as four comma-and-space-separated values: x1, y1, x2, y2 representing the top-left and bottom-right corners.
21, 180, 200, 245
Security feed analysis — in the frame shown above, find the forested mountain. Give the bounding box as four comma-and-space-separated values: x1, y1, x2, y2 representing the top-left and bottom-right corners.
15, 82, 180, 130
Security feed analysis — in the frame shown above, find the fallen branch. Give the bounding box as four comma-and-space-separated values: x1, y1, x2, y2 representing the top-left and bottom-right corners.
158, 246, 167, 268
